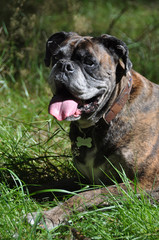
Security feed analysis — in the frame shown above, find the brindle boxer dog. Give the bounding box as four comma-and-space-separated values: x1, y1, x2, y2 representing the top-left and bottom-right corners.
27, 32, 159, 229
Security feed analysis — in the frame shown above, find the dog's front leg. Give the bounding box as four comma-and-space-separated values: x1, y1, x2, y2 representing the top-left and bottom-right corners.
26, 183, 131, 230
27, 183, 159, 230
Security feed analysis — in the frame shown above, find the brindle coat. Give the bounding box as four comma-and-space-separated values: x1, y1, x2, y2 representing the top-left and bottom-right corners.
27, 32, 159, 230
70, 70, 159, 189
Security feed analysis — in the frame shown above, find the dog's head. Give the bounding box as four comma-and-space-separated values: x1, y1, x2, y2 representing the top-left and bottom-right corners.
45, 32, 132, 125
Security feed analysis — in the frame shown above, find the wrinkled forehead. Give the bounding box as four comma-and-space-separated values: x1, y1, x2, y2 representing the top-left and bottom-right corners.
59, 35, 107, 59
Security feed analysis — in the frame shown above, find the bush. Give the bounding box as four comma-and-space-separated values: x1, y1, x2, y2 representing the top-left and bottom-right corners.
0, 0, 159, 84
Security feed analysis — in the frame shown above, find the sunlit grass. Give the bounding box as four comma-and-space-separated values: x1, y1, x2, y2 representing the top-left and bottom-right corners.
0, 169, 54, 240
0, 83, 73, 186
0, 1, 159, 239
1, 169, 159, 239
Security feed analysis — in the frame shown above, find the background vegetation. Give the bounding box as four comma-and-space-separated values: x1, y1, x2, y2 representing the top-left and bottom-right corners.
0, 0, 159, 239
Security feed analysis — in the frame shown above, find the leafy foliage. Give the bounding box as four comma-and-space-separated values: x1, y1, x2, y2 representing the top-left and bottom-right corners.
0, 0, 159, 83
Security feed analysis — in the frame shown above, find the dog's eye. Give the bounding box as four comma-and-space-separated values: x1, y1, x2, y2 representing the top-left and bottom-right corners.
53, 54, 60, 60
53, 51, 63, 60
83, 57, 94, 66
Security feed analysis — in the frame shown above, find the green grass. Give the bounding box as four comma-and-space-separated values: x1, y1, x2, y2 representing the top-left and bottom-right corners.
1, 79, 159, 240
0, 169, 54, 240
70, 198, 159, 239
1, 170, 159, 240
0, 68, 73, 185
1, 0, 159, 84
1, 0, 159, 239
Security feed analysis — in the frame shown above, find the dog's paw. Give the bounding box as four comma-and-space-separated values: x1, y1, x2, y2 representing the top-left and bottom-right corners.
26, 205, 68, 230
26, 211, 56, 230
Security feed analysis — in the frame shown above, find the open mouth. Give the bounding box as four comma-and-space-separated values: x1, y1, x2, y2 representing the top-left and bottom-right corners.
48, 92, 99, 121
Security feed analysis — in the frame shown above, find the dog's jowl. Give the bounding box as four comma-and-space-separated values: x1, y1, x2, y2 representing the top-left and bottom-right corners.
27, 32, 159, 229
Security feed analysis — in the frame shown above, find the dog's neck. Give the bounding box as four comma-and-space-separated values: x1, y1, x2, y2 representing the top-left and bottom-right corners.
103, 71, 132, 124
77, 119, 96, 128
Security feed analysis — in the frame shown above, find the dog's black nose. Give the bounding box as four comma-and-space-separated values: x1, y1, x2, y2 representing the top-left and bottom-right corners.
57, 59, 74, 73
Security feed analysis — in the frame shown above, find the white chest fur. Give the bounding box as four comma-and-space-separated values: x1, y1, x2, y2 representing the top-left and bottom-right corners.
75, 146, 106, 184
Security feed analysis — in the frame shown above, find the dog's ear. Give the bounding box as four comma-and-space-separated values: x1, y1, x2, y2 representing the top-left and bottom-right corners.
44, 31, 69, 67
98, 34, 132, 73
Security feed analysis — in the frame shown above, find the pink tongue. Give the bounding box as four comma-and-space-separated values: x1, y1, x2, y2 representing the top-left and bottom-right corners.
49, 95, 80, 121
